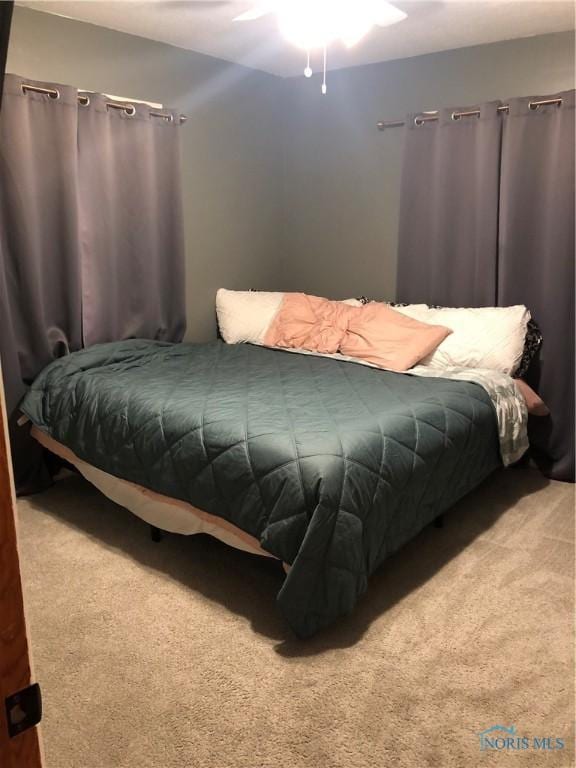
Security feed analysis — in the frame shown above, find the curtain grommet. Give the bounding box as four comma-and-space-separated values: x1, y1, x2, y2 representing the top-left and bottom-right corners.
106, 102, 137, 118
529, 99, 562, 112
21, 83, 60, 101
150, 112, 174, 123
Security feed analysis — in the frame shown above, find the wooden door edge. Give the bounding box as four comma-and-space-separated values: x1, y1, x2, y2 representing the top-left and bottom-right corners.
0, 360, 44, 767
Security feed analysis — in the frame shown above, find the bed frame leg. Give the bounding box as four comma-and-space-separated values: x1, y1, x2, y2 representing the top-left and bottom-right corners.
150, 525, 163, 543
434, 515, 444, 529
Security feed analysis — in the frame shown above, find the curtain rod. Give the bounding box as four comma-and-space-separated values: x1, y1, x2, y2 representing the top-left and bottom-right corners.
377, 97, 563, 130
20, 82, 188, 124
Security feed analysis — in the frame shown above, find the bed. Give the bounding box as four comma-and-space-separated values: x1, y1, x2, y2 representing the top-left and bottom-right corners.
20, 336, 528, 637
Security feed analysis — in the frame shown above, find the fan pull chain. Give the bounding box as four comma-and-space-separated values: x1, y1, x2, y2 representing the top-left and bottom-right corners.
321, 45, 327, 94
304, 49, 312, 78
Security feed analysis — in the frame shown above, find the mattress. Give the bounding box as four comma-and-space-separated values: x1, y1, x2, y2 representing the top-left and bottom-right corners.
22, 340, 502, 637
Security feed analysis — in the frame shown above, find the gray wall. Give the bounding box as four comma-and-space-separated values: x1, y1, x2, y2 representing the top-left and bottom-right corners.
281, 32, 576, 301
7, 6, 284, 340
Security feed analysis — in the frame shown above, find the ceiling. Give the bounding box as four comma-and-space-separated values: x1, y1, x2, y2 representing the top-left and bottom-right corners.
18, 0, 576, 77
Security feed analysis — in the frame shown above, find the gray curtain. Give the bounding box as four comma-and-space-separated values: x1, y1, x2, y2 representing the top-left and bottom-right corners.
0, 75, 83, 490
396, 102, 502, 306
497, 91, 575, 481
396, 91, 575, 482
0, 75, 83, 408
78, 93, 185, 345
0, 1, 12, 110
0, 74, 186, 490
0, 5, 16, 405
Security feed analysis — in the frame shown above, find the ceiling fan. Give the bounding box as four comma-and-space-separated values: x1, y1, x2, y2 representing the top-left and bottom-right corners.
234, 1, 407, 46
170, 0, 408, 92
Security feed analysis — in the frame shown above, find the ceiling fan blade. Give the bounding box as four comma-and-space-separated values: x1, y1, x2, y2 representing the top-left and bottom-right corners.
234, 5, 274, 22
374, 1, 408, 27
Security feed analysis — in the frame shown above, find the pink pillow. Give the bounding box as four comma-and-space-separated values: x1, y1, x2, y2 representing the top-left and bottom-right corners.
514, 379, 550, 416
264, 293, 350, 354
265, 293, 452, 372
340, 302, 452, 371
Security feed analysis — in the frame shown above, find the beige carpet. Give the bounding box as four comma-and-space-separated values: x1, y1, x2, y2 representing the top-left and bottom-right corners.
17, 468, 574, 768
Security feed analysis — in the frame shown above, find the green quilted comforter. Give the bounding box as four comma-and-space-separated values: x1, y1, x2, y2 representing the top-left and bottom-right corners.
22, 340, 501, 637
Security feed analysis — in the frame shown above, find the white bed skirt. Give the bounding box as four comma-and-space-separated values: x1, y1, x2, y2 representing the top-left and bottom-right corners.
32, 426, 276, 560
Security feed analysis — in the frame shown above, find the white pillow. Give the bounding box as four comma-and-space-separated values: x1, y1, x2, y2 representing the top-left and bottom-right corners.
216, 289, 364, 345
216, 289, 283, 344
393, 304, 530, 375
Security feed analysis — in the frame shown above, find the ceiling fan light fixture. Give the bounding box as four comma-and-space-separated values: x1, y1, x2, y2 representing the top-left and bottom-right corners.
277, 1, 337, 50
275, 0, 406, 50
235, 0, 408, 95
